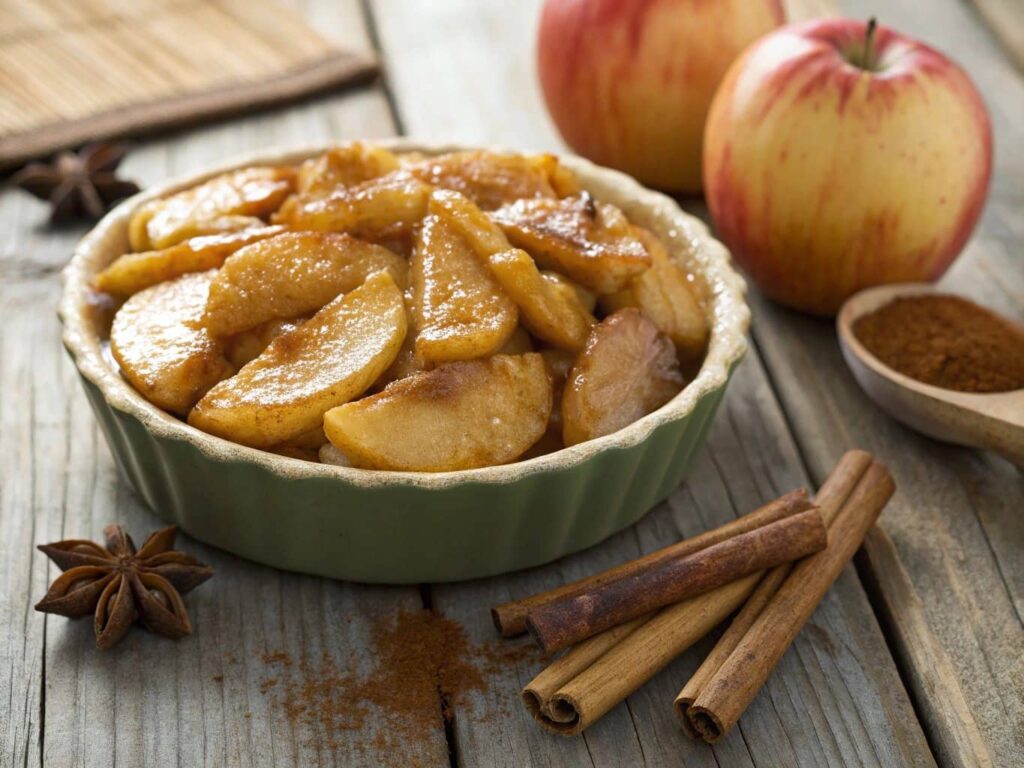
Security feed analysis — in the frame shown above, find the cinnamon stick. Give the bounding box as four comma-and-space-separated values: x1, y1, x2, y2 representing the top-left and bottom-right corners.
675, 565, 789, 738
673, 449, 873, 733
492, 488, 811, 637
526, 576, 762, 735
523, 616, 649, 724
686, 460, 895, 742
526, 508, 827, 654
521, 450, 874, 736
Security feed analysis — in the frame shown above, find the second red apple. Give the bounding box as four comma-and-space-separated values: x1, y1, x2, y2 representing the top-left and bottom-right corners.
537, 0, 784, 193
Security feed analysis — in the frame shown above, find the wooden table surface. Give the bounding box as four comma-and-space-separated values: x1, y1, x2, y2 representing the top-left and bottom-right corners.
1, 1, 1020, 766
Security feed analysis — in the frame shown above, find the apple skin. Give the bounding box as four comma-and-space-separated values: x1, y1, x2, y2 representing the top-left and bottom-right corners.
537, 0, 784, 193
703, 18, 993, 316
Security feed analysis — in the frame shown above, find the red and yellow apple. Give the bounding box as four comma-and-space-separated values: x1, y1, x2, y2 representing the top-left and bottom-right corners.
537, 0, 784, 193
704, 18, 993, 315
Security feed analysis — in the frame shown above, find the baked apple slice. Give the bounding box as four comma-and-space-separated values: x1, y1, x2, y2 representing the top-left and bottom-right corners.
562, 309, 685, 446
129, 167, 295, 250
411, 214, 518, 363
324, 353, 552, 471
600, 227, 709, 366
223, 317, 306, 369
372, 309, 426, 389
203, 231, 408, 337
428, 188, 510, 253
159, 214, 267, 238
541, 270, 597, 314
540, 347, 575, 435
490, 193, 651, 293
110, 270, 233, 416
429, 189, 593, 350
405, 150, 580, 210
94, 225, 283, 296
296, 143, 400, 195
188, 271, 407, 448
498, 326, 534, 355
487, 250, 594, 352
277, 172, 431, 237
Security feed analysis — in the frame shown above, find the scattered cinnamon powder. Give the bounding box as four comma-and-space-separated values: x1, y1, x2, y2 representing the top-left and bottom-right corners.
853, 294, 1024, 393
255, 608, 541, 757
260, 650, 292, 667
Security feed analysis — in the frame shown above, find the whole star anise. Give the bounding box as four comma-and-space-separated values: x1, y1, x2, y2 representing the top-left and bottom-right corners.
12, 143, 140, 223
35, 524, 214, 650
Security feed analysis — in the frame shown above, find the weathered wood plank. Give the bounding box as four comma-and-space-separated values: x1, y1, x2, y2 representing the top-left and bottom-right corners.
1, 0, 1015, 766
0, 2, 452, 766
0, 273, 63, 768
30, 120, 450, 766
367, 0, 562, 151
742, 1, 1024, 765
370, 1, 937, 765
44, 125, 451, 764
783, 0, 839, 21
857, 527, 994, 767
430, 346, 935, 768
969, 0, 1024, 72
749, 253, 1023, 768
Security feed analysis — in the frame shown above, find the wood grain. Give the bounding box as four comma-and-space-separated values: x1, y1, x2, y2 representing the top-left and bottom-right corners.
857, 527, 994, 768
969, 0, 1024, 72
0, 0, 1019, 765
26, 113, 447, 768
369, 10, 932, 761
744, 0, 1024, 764
0, 2, 448, 766
369, 0, 563, 150
426, 343, 934, 767
782, 0, 840, 21
369, 0, 1012, 765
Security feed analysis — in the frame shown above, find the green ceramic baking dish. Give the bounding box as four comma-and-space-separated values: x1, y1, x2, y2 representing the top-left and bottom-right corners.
59, 140, 749, 583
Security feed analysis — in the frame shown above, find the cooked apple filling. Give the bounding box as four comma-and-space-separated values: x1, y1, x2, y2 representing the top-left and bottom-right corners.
98, 144, 709, 471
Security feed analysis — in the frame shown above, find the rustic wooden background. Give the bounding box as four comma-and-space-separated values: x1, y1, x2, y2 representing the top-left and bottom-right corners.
1, 0, 1020, 766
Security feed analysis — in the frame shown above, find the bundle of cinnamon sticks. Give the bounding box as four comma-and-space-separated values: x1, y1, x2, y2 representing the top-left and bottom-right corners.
492, 450, 894, 740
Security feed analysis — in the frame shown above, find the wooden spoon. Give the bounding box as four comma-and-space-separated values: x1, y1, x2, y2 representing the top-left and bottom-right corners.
837, 283, 1024, 469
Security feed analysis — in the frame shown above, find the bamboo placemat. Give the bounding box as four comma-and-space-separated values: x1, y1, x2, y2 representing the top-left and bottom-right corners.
0, 0, 377, 169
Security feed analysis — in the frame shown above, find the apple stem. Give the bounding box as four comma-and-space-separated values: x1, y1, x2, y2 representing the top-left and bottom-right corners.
861, 18, 878, 70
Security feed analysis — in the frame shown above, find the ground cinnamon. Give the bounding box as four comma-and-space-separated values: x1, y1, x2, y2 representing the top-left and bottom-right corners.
853, 294, 1024, 392
255, 609, 540, 759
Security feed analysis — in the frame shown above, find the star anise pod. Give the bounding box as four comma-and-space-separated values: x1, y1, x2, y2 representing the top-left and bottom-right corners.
35, 524, 214, 650
12, 143, 141, 223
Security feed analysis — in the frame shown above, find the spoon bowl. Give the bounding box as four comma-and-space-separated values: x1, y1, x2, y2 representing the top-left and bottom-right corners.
837, 283, 1024, 469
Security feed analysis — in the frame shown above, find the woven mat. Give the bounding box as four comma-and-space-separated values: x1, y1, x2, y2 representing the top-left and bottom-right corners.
0, 0, 377, 169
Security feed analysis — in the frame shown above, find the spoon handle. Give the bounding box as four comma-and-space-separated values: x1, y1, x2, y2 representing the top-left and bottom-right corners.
968, 391, 1024, 470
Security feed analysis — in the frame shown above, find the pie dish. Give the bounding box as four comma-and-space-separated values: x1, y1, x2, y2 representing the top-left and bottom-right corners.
60, 140, 749, 583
